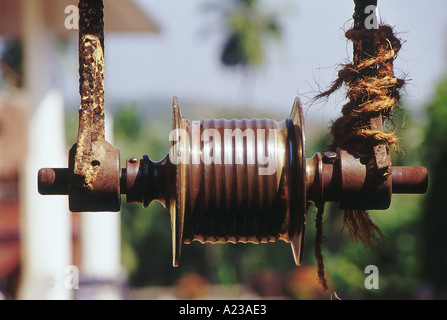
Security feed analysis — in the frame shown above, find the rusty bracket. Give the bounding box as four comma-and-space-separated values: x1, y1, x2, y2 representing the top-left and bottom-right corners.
306, 149, 427, 211
67, 0, 121, 212
38, 0, 121, 212
338, 0, 393, 208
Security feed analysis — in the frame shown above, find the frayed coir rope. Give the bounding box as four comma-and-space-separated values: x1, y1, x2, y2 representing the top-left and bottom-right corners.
316, 25, 405, 152
313, 24, 405, 289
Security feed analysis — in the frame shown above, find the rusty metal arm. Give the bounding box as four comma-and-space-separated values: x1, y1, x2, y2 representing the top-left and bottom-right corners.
39, 0, 122, 212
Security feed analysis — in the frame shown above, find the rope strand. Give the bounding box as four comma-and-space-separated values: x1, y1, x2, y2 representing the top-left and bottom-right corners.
314, 203, 329, 290
312, 23, 404, 289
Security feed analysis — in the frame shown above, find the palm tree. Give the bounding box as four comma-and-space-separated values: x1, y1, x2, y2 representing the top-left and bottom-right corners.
217, 0, 282, 69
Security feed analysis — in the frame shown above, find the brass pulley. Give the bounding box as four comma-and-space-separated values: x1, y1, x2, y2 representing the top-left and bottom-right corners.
38, 96, 427, 266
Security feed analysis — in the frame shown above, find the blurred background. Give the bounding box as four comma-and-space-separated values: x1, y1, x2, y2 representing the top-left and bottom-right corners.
0, 0, 446, 300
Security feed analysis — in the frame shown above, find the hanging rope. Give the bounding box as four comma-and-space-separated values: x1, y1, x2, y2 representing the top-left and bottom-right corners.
313, 0, 405, 290
316, 25, 405, 153
314, 203, 329, 290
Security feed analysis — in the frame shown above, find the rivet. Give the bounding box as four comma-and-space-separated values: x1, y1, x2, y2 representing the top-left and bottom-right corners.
323, 151, 337, 164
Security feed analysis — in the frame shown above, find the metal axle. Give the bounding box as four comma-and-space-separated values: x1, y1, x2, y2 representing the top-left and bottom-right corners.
38, 97, 428, 266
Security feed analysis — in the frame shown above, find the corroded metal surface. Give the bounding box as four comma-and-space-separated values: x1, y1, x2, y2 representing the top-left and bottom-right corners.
76, 0, 106, 175
75, 34, 105, 177
64, 0, 121, 212
391, 166, 428, 194
36, 0, 122, 212
38, 168, 69, 195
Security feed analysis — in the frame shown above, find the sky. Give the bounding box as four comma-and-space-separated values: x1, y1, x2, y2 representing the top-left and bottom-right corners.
1, 0, 444, 125
99, 0, 447, 125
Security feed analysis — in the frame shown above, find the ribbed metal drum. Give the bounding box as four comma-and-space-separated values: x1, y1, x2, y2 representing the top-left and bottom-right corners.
169, 97, 306, 267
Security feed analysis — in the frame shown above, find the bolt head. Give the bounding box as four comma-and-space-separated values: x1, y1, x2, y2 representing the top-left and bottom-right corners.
323, 151, 337, 164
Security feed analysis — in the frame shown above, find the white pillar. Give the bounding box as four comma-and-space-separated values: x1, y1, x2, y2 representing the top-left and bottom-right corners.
78, 116, 125, 300
80, 211, 122, 279
17, 0, 72, 300
76, 113, 126, 299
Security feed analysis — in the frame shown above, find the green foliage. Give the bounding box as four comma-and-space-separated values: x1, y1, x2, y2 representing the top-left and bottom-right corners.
113, 103, 142, 141
301, 104, 428, 299
320, 193, 425, 299
389, 107, 425, 166
0, 40, 23, 87
219, 0, 282, 68
419, 77, 447, 297
423, 78, 447, 161
113, 102, 170, 161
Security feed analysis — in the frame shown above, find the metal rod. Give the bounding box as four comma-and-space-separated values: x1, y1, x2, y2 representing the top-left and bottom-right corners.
391, 166, 428, 194
75, 0, 106, 176
353, 0, 378, 63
